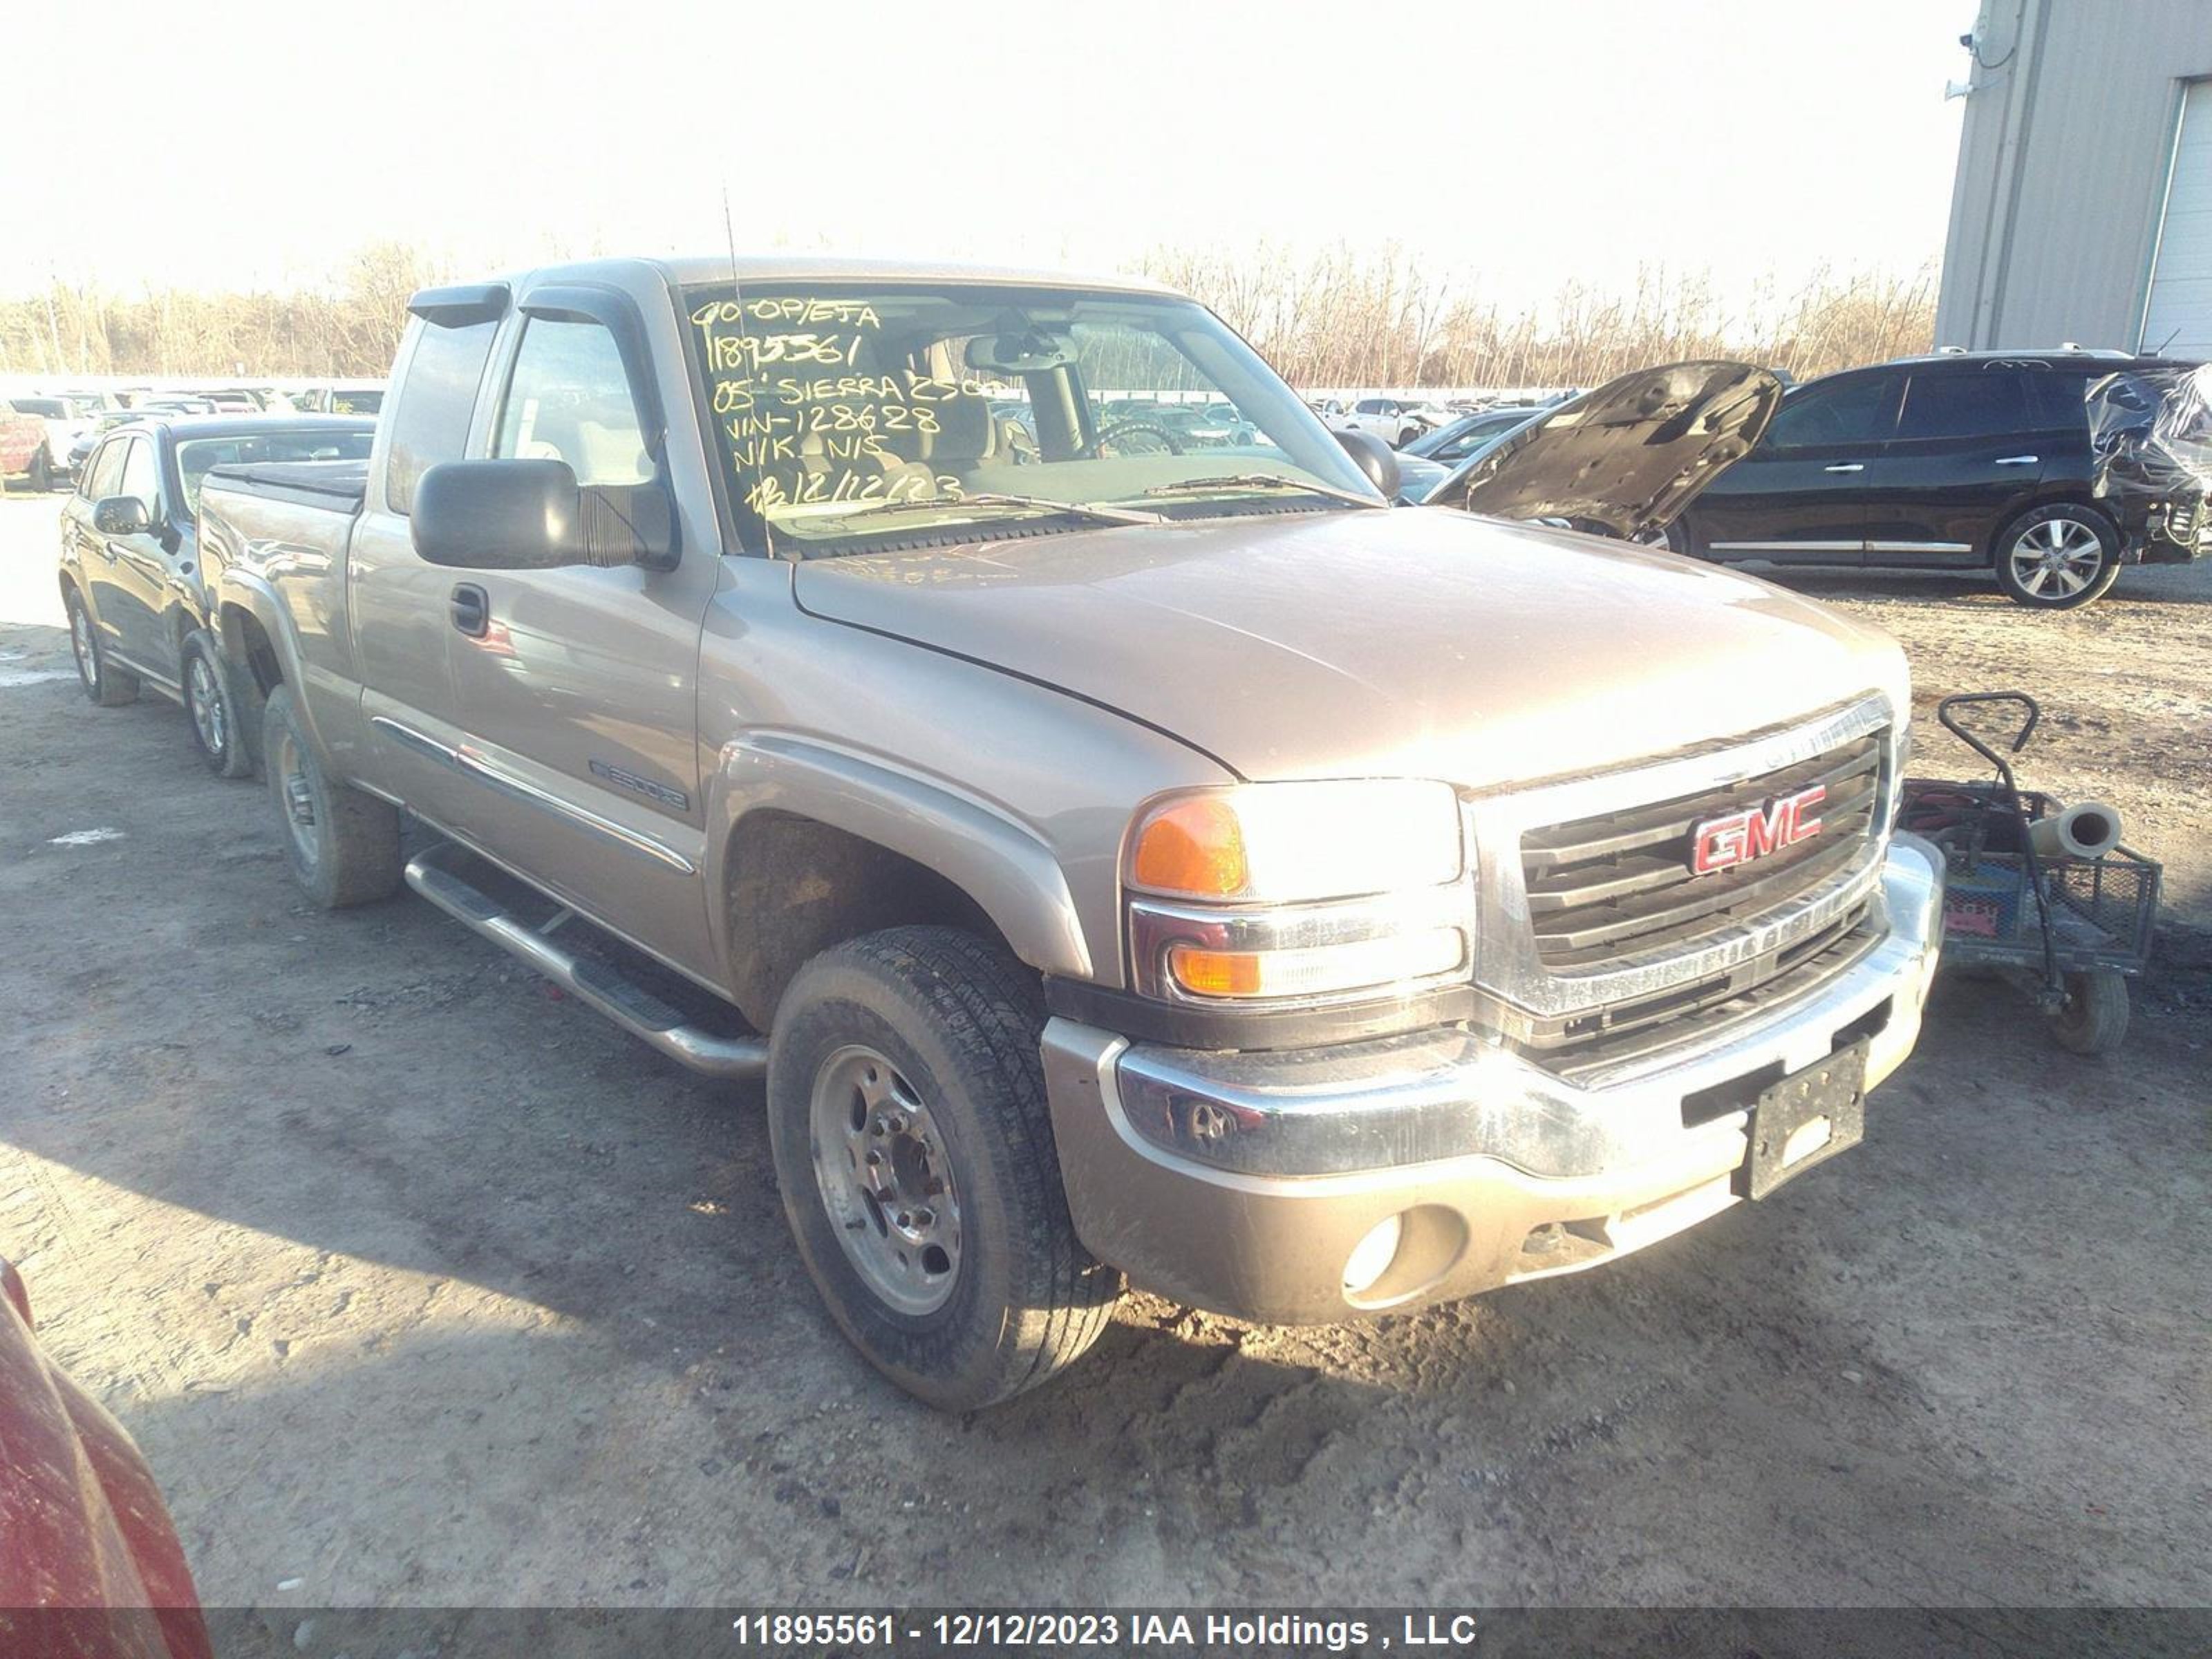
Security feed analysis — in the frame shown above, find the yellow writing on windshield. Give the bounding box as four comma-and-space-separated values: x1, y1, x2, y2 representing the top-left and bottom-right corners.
691, 294, 996, 529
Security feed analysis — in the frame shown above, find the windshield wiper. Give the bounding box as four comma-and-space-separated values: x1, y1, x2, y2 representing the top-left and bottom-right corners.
817, 491, 1164, 528
1138, 474, 1385, 510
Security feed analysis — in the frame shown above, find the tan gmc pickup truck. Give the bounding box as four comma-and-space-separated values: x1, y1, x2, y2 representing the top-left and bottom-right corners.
188, 258, 1944, 1409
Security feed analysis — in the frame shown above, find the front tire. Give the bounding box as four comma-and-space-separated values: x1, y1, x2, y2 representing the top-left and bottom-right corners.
29, 449, 53, 493
1993, 505, 2121, 609
767, 926, 1121, 1410
64, 588, 140, 706
181, 630, 252, 778
261, 682, 402, 907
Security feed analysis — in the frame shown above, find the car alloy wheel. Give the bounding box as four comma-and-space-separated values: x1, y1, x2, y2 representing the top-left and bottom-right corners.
187, 651, 227, 759
69, 604, 97, 694
2007, 514, 2106, 600
808, 1043, 963, 1315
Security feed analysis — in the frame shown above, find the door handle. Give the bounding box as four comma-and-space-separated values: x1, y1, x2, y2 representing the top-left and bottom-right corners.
449, 583, 489, 637
1822, 464, 1865, 474
1994, 455, 2039, 466
101, 540, 125, 562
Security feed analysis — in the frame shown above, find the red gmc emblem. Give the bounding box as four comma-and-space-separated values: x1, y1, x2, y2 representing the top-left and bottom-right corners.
1690, 784, 1826, 874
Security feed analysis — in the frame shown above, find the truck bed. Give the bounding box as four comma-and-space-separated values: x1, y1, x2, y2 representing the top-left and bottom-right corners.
202, 458, 369, 512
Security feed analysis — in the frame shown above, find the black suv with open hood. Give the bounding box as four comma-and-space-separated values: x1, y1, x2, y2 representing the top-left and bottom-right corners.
1652, 350, 2211, 609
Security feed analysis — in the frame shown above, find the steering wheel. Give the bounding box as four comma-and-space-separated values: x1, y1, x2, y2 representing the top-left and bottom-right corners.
1091, 420, 1185, 457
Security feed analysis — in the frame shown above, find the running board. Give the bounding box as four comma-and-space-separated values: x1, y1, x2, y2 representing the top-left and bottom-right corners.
403, 843, 768, 1079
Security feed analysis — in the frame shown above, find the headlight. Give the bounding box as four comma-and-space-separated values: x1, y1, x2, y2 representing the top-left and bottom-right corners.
1127, 780, 1462, 903
1123, 782, 1472, 1007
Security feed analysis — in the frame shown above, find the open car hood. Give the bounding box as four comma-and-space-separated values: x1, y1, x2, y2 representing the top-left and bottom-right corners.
1427, 360, 1782, 538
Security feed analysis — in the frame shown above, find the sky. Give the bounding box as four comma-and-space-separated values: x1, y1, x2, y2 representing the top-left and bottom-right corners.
8, 0, 1976, 313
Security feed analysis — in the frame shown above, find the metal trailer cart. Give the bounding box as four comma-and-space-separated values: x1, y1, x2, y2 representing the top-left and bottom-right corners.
1896, 693, 2162, 1056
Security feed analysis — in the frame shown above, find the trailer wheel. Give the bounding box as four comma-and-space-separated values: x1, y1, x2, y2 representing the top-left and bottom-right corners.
2047, 969, 2129, 1056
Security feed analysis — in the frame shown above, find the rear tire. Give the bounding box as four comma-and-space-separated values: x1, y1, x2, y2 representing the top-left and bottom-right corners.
1993, 504, 2121, 609
767, 926, 1121, 1410
29, 449, 53, 493
261, 682, 402, 907
181, 630, 252, 778
2047, 969, 2129, 1056
65, 588, 140, 706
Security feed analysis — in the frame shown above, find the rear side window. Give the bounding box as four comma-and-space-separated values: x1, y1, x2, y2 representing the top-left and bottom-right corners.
2022, 371, 2090, 431
1895, 371, 2030, 441
1765, 373, 1901, 449
492, 318, 652, 486
384, 319, 498, 515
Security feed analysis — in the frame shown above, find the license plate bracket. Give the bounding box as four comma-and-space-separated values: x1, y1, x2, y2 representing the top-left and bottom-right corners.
1736, 1038, 1869, 1201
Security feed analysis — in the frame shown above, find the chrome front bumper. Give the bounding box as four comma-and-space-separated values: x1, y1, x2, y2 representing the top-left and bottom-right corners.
1042, 834, 1944, 1324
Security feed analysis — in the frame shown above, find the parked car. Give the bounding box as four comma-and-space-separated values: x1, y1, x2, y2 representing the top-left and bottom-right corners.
290, 379, 387, 415
60, 415, 375, 776
0, 404, 48, 489
1403, 406, 1547, 466
6, 394, 103, 490
1393, 406, 1549, 503
196, 256, 1940, 1412
1336, 395, 1451, 447
0, 1256, 213, 1659
1667, 349, 2212, 608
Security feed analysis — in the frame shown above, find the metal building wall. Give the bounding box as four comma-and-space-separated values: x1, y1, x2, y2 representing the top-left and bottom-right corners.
1934, 0, 2212, 351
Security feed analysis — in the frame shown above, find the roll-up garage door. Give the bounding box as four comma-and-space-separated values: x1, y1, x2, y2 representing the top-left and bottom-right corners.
2141, 79, 2212, 359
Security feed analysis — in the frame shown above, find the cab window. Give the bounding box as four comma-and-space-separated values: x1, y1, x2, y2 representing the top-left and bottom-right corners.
384, 318, 498, 516
492, 317, 652, 485
1763, 373, 1902, 449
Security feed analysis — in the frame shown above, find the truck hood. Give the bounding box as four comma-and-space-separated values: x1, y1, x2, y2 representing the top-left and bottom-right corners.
1431, 360, 1783, 538
791, 508, 1904, 785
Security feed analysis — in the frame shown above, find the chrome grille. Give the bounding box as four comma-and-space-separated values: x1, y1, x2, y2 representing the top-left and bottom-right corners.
1519, 730, 1886, 973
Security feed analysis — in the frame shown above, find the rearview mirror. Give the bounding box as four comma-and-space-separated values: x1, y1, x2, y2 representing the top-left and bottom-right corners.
1333, 429, 1400, 501
412, 460, 675, 570
92, 496, 153, 536
965, 331, 1076, 375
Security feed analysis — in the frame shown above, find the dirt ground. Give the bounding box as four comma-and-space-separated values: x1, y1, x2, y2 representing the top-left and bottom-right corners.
1, 489, 2207, 1623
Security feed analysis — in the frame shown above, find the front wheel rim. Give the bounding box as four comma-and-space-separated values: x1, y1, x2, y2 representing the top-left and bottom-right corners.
272, 727, 319, 868
188, 656, 225, 754
2010, 517, 2103, 598
809, 1044, 963, 1315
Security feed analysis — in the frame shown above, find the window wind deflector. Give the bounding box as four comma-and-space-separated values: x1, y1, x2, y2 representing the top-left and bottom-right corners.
408, 283, 511, 328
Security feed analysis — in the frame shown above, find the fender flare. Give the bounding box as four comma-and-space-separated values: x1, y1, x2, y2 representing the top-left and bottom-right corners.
706, 730, 1095, 984
212, 570, 326, 753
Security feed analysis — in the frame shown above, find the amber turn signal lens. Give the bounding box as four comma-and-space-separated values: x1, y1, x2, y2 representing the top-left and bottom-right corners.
1165, 946, 1264, 997
1131, 796, 1248, 898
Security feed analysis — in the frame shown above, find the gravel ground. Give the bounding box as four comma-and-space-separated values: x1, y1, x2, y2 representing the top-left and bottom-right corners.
1, 490, 2206, 1623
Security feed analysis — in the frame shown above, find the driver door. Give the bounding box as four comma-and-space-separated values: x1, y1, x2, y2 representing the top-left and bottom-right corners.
438, 300, 722, 978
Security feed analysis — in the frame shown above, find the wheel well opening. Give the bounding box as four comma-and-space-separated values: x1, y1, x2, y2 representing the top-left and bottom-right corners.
722, 812, 1014, 1029
219, 605, 283, 695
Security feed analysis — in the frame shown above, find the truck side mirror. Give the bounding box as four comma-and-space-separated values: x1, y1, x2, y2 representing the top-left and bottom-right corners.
1333, 429, 1400, 501
92, 496, 153, 536
413, 460, 675, 571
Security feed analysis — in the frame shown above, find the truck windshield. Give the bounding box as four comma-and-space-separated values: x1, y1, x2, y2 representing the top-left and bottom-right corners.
681, 282, 1380, 556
